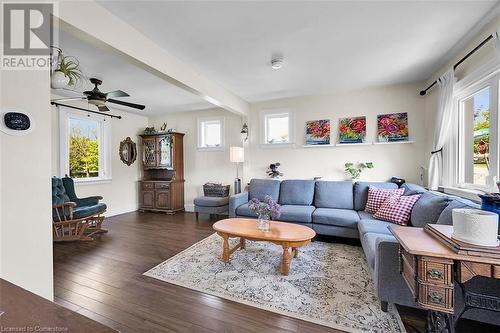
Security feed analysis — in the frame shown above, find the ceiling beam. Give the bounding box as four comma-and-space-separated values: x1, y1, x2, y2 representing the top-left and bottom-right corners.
55, 1, 249, 115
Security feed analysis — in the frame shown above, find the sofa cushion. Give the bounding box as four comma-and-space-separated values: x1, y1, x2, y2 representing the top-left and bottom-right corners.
365, 186, 405, 213
361, 232, 398, 269
314, 181, 354, 209
358, 219, 394, 236
279, 205, 315, 223
354, 181, 398, 211
410, 192, 450, 227
72, 203, 107, 219
249, 179, 281, 202
235, 202, 257, 218
374, 194, 421, 225
357, 211, 374, 220
312, 208, 360, 229
401, 183, 427, 196
437, 199, 480, 225
279, 179, 315, 205
194, 196, 229, 207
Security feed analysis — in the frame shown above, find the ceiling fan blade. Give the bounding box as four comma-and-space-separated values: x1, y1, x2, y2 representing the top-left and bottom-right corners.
51, 97, 86, 102
107, 98, 145, 110
105, 90, 129, 98
98, 105, 110, 112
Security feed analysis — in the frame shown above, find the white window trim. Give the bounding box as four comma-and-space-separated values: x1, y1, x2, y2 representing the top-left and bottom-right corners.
445, 59, 500, 195
197, 116, 225, 151
59, 107, 112, 183
259, 109, 295, 147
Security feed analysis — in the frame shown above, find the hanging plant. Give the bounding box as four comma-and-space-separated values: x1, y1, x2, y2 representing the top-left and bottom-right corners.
52, 48, 84, 88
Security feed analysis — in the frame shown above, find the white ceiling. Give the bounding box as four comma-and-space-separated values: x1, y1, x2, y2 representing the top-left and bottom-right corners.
56, 30, 213, 115
97, 0, 497, 103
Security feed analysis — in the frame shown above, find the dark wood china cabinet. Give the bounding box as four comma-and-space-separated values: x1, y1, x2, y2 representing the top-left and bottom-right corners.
139, 132, 185, 214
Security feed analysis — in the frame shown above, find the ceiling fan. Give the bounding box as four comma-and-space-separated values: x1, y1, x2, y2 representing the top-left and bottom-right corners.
52, 78, 146, 112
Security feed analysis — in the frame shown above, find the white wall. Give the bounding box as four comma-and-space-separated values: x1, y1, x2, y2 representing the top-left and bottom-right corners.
1, 70, 54, 300
247, 83, 426, 184
149, 109, 244, 210
51, 104, 148, 217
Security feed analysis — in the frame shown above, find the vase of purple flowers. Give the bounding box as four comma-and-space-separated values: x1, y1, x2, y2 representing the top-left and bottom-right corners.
248, 195, 281, 232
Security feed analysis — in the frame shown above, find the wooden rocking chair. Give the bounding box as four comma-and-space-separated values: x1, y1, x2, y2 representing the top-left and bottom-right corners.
52, 177, 108, 242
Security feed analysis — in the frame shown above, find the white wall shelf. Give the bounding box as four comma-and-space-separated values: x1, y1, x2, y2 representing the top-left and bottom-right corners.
373, 140, 415, 145
335, 142, 373, 147
301, 144, 335, 148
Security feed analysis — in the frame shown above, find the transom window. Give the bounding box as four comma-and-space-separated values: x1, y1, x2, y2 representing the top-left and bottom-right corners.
260, 109, 294, 145
59, 108, 111, 182
197, 116, 224, 150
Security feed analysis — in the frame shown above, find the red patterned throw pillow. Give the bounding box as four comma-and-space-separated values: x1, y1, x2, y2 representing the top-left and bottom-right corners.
374, 194, 422, 225
365, 186, 405, 214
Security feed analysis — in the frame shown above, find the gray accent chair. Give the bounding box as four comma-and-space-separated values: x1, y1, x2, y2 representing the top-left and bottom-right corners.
194, 196, 229, 219
228, 178, 500, 327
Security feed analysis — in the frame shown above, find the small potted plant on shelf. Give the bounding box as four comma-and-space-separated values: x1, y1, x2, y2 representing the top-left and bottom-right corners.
248, 195, 281, 232
51, 48, 84, 89
344, 162, 374, 179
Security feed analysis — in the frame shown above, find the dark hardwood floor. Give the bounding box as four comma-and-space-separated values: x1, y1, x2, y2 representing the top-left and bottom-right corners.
53, 212, 498, 333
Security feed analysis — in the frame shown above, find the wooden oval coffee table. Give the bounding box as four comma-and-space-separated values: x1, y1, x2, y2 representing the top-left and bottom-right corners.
213, 218, 316, 275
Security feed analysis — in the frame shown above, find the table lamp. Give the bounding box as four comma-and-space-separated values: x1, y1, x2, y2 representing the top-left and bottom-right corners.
230, 146, 244, 194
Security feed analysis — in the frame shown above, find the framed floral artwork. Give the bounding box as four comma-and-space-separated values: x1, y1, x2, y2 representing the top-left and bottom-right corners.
305, 119, 330, 145
377, 112, 409, 142
338, 116, 366, 144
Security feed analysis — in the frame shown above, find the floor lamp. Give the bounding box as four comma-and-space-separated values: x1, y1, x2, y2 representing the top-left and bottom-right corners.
230, 147, 244, 194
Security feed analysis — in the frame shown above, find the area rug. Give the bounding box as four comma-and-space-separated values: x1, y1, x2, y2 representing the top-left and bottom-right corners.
144, 233, 406, 333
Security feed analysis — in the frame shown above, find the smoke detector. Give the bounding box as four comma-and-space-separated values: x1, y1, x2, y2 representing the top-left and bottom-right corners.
270, 57, 283, 69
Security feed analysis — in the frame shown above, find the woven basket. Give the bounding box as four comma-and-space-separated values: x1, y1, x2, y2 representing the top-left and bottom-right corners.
203, 183, 230, 197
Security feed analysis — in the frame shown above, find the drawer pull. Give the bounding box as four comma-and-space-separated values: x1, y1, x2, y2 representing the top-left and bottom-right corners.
427, 269, 443, 280
428, 292, 443, 305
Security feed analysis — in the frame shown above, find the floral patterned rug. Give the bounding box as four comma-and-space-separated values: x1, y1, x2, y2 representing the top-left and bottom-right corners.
144, 234, 406, 333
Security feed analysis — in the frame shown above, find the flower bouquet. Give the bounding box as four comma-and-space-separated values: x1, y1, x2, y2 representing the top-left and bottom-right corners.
248, 195, 281, 231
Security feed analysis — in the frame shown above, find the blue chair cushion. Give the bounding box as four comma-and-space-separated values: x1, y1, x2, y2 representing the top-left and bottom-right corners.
72, 203, 107, 219
279, 179, 315, 205
437, 199, 479, 225
354, 181, 398, 211
358, 219, 394, 236
357, 211, 374, 220
410, 192, 450, 227
314, 181, 354, 209
194, 196, 229, 207
249, 179, 281, 202
236, 202, 257, 218
52, 177, 70, 205
312, 208, 360, 229
279, 205, 315, 223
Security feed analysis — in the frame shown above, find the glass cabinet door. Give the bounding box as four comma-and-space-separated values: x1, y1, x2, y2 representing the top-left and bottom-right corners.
143, 137, 157, 167
157, 135, 172, 168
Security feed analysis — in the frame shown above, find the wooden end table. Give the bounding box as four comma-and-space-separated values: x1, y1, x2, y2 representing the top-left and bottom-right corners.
213, 218, 316, 275
390, 225, 500, 333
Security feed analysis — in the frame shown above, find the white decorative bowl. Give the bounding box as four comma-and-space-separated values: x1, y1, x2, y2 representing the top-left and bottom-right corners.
452, 209, 499, 247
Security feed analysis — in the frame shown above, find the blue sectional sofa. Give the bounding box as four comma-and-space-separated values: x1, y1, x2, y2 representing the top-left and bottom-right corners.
229, 178, 500, 326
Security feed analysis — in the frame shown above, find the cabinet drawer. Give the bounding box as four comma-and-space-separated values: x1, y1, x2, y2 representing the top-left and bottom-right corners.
142, 182, 154, 190
400, 248, 417, 298
418, 283, 454, 313
418, 257, 453, 286
155, 182, 170, 189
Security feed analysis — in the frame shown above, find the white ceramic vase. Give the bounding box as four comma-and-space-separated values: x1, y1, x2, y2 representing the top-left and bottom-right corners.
51, 71, 70, 89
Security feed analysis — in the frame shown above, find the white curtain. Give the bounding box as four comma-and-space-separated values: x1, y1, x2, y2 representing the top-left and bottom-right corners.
428, 68, 455, 190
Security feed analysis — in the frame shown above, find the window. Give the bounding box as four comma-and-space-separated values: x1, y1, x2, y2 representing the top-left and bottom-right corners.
260, 109, 294, 145
198, 116, 224, 150
60, 108, 111, 182
455, 73, 498, 191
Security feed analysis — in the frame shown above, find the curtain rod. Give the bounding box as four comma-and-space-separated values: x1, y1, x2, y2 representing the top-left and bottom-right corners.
419, 34, 495, 96
51, 102, 122, 119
